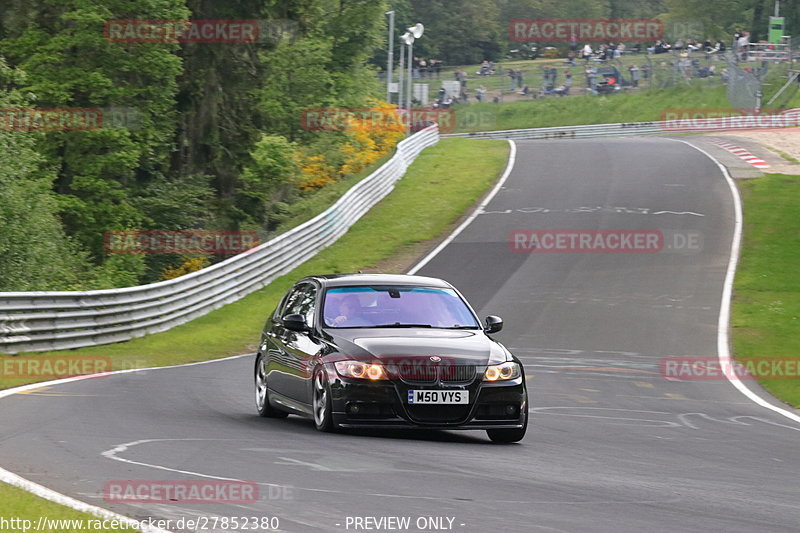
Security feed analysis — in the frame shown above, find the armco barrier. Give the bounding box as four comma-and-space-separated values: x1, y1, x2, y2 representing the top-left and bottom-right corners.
443, 120, 663, 140
0, 126, 439, 354
442, 113, 800, 141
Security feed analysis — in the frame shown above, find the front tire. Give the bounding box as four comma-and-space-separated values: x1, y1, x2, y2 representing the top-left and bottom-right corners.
487, 405, 528, 443
255, 354, 288, 418
312, 369, 336, 432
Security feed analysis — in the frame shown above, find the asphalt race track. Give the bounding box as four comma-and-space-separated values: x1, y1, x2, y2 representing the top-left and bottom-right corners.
2, 137, 799, 533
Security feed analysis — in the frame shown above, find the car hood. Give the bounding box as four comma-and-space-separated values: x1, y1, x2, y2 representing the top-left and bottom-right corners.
326, 328, 509, 366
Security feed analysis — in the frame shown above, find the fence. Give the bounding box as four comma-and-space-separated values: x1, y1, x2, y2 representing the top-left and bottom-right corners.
0, 126, 440, 354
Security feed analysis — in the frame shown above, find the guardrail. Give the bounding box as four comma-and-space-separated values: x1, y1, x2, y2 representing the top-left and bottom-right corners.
443, 121, 663, 140
442, 112, 800, 141
0, 126, 440, 354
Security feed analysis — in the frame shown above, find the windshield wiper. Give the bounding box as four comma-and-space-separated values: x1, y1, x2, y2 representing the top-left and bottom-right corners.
442, 325, 481, 329
371, 323, 433, 328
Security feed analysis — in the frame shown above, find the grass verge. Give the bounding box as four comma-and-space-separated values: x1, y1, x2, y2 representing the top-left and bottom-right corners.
453, 85, 731, 132
732, 173, 800, 408
0, 483, 135, 532
0, 138, 509, 390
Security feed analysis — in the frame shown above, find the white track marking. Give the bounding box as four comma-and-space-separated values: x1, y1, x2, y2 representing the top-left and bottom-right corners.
0, 468, 172, 533
0, 353, 251, 532
407, 139, 517, 274
674, 139, 800, 425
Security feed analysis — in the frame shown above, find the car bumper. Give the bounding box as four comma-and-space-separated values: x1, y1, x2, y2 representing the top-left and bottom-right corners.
326, 365, 528, 430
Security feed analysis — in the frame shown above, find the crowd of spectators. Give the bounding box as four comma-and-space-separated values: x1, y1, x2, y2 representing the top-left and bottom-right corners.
425, 28, 759, 106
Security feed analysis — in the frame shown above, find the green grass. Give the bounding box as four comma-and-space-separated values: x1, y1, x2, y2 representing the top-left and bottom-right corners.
732, 173, 800, 407
0, 483, 136, 532
0, 138, 509, 390
451, 85, 731, 132
765, 146, 800, 164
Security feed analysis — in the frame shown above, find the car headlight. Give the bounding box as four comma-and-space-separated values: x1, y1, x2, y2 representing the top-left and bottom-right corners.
334, 361, 387, 380
483, 361, 521, 381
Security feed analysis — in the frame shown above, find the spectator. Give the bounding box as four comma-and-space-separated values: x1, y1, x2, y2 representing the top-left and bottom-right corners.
586, 66, 598, 94
455, 69, 468, 89
508, 68, 517, 90
738, 30, 750, 61
567, 50, 577, 65
432, 59, 442, 78
629, 65, 640, 87
516, 69, 524, 89
436, 87, 446, 107
476, 85, 486, 102
582, 43, 593, 61
616, 43, 625, 58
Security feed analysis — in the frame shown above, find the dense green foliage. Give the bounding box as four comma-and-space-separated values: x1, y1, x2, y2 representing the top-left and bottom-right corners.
377, 0, 795, 66
0, 0, 388, 289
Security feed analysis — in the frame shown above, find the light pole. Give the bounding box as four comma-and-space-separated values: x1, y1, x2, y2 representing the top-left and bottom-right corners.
386, 11, 395, 103
398, 35, 406, 112
404, 23, 424, 133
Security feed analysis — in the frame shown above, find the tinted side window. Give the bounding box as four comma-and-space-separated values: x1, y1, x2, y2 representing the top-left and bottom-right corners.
273, 292, 291, 320
283, 283, 318, 327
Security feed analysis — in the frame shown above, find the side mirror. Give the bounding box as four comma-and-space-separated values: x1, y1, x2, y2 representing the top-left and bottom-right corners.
282, 314, 310, 332
484, 315, 503, 334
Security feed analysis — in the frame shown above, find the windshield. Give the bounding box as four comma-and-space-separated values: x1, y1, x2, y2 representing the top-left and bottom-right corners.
322, 286, 481, 329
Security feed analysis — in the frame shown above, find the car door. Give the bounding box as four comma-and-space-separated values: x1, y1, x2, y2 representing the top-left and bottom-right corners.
277, 282, 325, 404
263, 285, 304, 399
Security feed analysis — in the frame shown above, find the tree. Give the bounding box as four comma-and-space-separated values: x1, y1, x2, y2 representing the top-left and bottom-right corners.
0, 57, 93, 290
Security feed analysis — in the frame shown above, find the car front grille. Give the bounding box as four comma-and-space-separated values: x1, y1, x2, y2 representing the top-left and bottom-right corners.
392, 364, 477, 384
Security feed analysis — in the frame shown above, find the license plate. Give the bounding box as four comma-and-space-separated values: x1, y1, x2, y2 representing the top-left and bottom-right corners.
407, 390, 469, 404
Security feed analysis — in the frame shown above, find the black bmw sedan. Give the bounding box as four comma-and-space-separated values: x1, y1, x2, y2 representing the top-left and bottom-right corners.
254, 274, 528, 443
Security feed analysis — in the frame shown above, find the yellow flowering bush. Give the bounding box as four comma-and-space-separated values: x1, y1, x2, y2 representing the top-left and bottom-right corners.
297, 99, 405, 191
161, 256, 210, 280
298, 153, 337, 192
